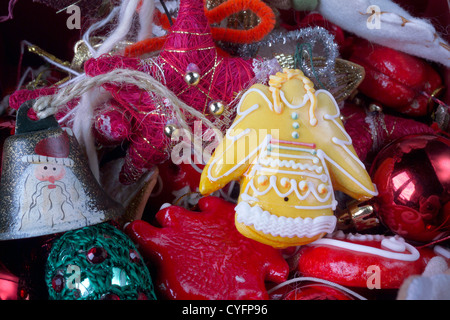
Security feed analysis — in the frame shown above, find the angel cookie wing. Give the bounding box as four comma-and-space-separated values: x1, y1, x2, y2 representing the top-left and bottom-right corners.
199, 84, 275, 195
311, 90, 378, 200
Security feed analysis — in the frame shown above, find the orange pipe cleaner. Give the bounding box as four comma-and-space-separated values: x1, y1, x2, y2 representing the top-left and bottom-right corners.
125, 0, 275, 57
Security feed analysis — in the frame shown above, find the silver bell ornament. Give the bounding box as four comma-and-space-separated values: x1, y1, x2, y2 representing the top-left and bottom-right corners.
0, 100, 124, 240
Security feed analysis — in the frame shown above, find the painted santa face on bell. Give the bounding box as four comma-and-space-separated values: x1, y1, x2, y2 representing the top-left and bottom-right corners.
34, 163, 66, 187
15, 130, 91, 233
0, 100, 124, 240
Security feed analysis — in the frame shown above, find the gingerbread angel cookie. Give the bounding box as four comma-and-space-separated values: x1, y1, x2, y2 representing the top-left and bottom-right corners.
200, 68, 377, 248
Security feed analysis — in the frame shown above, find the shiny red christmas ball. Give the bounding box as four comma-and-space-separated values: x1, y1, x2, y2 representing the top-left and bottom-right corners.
370, 134, 450, 243
0, 261, 20, 300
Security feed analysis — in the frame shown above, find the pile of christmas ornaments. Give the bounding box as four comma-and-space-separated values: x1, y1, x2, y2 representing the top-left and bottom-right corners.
0, 0, 448, 300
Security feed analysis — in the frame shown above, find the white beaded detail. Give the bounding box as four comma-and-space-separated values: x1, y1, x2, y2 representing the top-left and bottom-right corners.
257, 175, 268, 185
235, 202, 336, 238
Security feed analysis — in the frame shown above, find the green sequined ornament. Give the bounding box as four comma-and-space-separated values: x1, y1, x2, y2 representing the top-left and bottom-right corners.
45, 222, 156, 300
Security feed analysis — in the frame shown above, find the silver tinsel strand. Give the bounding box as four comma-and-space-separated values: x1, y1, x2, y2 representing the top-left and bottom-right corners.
239, 27, 339, 90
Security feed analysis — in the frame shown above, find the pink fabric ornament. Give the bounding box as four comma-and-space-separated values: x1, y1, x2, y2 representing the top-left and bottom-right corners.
10, 0, 275, 185
93, 100, 132, 146
341, 103, 436, 162
84, 0, 269, 184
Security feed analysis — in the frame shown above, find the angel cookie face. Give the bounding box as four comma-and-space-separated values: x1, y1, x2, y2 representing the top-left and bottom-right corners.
200, 69, 377, 248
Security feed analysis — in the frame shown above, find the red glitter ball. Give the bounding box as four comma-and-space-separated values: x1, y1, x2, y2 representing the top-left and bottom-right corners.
51, 274, 65, 293
86, 246, 108, 264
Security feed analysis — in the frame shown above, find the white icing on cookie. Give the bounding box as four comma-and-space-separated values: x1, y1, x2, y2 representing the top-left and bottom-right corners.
310, 232, 420, 262
235, 201, 337, 238
434, 245, 450, 259
242, 175, 335, 208
381, 237, 406, 252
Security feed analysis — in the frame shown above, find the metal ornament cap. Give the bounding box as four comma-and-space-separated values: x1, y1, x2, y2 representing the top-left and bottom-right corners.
0, 100, 124, 240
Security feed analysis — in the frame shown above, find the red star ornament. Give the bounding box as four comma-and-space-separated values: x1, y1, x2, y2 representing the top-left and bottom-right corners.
84, 0, 273, 184
125, 196, 289, 300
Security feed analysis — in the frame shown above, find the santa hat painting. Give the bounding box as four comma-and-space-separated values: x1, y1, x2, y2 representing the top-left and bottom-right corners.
21, 129, 74, 167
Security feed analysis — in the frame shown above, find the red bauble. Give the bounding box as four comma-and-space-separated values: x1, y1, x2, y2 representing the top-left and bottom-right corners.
0, 261, 20, 300
370, 134, 450, 243
349, 39, 442, 117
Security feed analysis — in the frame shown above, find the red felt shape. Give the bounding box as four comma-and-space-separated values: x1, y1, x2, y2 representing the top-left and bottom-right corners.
125, 196, 289, 300
148, 159, 238, 216
150, 160, 204, 210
